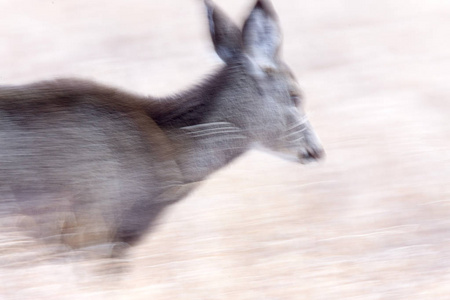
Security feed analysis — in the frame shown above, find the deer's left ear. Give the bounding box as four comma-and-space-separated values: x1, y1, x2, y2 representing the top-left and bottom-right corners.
242, 0, 282, 70
205, 0, 243, 64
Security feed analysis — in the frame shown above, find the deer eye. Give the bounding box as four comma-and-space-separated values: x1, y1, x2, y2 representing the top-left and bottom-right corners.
290, 93, 301, 106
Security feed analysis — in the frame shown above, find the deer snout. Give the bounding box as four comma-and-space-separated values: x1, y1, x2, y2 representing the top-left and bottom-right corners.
299, 145, 325, 164
299, 128, 325, 164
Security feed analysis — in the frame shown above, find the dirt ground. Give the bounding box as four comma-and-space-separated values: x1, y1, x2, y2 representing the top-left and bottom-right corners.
1, 0, 450, 299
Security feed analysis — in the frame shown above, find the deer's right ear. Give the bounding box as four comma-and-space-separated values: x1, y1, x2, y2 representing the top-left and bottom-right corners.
205, 0, 243, 64
242, 0, 282, 71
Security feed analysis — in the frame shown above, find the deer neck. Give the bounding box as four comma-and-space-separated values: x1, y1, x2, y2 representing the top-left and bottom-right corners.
149, 65, 251, 184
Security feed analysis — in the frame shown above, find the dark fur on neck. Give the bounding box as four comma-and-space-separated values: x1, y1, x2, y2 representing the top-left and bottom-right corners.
148, 65, 236, 128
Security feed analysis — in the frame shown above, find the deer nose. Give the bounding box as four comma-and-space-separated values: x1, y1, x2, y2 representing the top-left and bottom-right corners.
299, 145, 325, 164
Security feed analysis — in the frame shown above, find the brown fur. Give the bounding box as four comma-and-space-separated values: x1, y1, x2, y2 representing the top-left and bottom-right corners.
0, 0, 324, 255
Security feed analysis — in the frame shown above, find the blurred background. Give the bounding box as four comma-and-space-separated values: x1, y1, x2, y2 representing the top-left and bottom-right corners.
1, 0, 450, 299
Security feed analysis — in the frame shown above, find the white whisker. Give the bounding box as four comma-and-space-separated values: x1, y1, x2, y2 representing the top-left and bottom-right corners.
189, 129, 243, 138
284, 127, 307, 138
185, 125, 237, 132
286, 117, 308, 131
180, 121, 245, 139
286, 136, 305, 143
202, 134, 247, 142
180, 122, 235, 131
185, 126, 240, 134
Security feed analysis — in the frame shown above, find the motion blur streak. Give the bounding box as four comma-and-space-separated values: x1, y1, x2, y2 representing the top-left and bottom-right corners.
1, 0, 450, 299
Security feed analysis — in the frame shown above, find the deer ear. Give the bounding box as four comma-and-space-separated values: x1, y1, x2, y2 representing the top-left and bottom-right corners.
205, 0, 243, 64
242, 0, 282, 70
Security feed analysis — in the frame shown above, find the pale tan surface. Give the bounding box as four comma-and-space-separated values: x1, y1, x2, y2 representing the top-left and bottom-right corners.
1, 0, 450, 299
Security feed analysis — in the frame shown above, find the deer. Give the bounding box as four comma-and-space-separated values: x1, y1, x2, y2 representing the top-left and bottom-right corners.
0, 0, 324, 256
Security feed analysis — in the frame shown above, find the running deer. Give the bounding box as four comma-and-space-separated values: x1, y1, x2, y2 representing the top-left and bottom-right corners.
0, 0, 324, 253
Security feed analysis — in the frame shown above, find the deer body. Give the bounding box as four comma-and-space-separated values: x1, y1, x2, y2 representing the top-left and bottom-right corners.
0, 0, 324, 251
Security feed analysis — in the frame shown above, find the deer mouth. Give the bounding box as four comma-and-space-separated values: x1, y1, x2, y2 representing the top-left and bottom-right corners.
299, 146, 325, 164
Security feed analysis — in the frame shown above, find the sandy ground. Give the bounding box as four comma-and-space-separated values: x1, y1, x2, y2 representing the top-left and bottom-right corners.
1, 0, 450, 299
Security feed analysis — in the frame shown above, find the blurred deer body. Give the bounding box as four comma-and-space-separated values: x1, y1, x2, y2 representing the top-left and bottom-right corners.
0, 0, 323, 250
